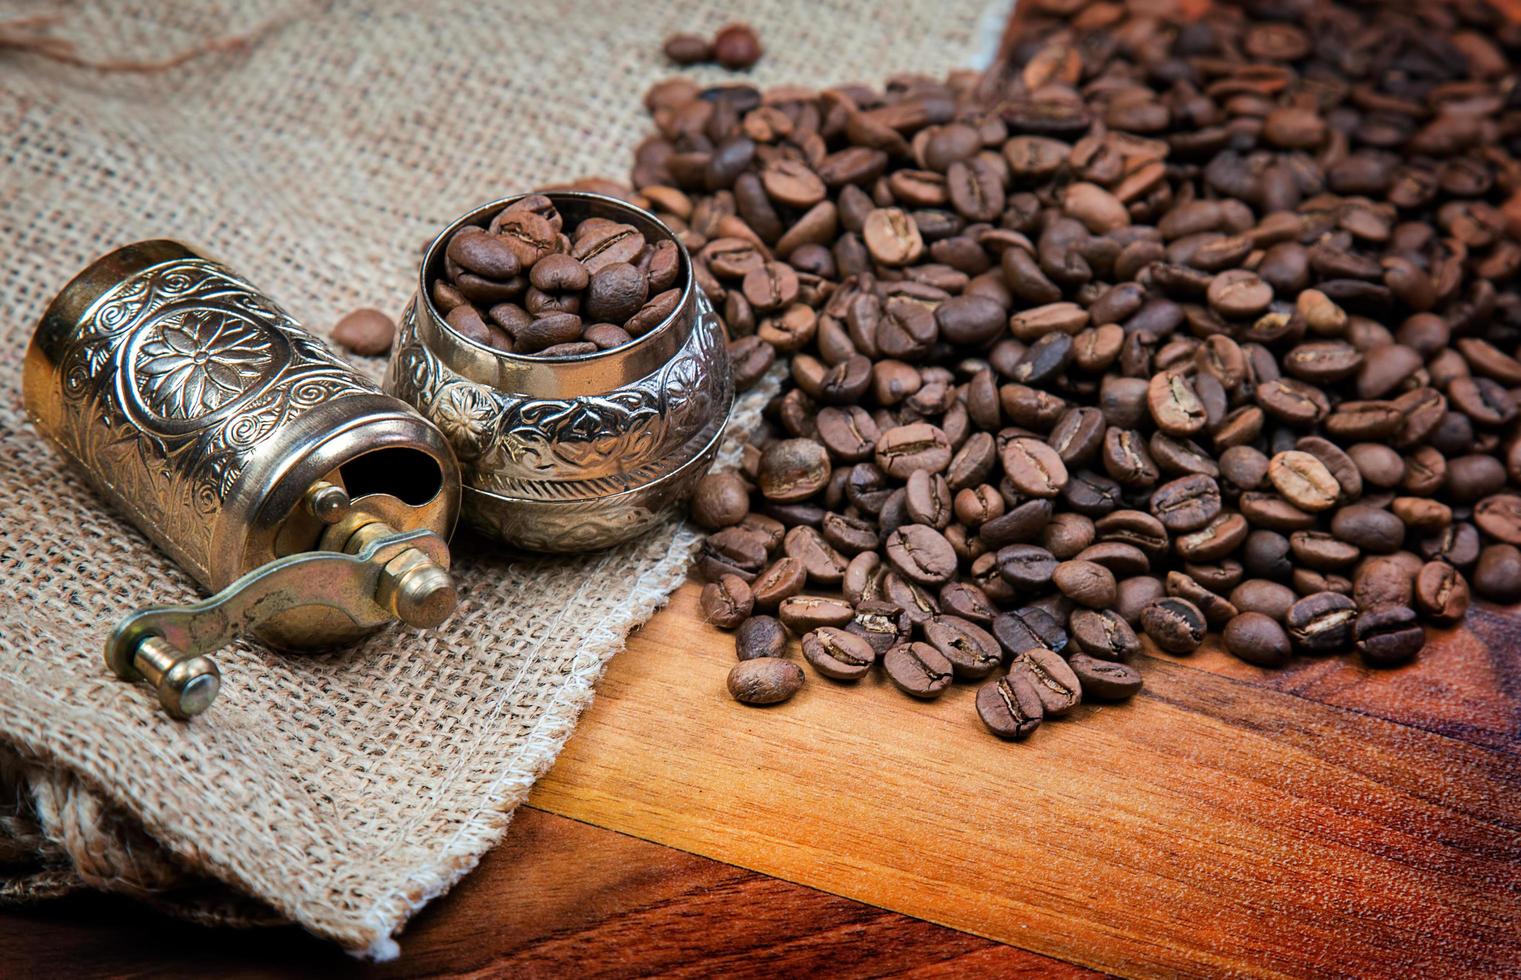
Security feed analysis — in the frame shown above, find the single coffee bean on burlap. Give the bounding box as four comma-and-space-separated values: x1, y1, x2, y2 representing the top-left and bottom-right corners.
332, 308, 396, 355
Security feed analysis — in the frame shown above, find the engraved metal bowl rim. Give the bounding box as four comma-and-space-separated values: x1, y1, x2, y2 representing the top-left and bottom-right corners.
418, 190, 697, 400
458, 409, 729, 509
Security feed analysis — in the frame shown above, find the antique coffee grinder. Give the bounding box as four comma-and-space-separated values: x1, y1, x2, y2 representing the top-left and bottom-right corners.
24, 240, 462, 719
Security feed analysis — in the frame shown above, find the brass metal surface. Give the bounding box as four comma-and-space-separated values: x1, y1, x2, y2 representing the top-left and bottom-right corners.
385, 192, 734, 552
25, 241, 465, 716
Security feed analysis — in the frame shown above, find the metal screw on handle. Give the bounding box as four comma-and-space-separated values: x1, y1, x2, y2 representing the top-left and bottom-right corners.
125, 635, 222, 720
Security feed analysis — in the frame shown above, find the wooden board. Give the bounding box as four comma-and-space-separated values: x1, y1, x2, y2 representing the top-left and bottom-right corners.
530, 581, 1521, 978
1, 808, 1087, 978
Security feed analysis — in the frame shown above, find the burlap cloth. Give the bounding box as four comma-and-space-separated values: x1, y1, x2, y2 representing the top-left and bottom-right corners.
0, 0, 1004, 958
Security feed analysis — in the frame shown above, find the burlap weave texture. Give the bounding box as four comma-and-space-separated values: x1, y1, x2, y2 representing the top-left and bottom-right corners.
0, 0, 1003, 957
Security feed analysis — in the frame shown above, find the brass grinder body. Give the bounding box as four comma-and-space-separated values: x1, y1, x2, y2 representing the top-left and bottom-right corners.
24, 240, 462, 716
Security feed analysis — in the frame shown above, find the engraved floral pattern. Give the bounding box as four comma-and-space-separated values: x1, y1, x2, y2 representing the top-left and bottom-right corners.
134, 310, 276, 419
385, 293, 732, 499
45, 258, 377, 582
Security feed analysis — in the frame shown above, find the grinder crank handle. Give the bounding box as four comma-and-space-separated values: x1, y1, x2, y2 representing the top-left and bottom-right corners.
104, 525, 456, 720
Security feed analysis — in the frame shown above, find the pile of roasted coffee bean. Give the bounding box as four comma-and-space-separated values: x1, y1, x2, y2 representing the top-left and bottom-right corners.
617, 0, 1521, 739
430, 195, 684, 356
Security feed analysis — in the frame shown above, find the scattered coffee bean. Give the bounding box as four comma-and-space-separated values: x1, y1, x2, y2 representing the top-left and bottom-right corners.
1285, 592, 1358, 654
332, 308, 396, 356
1140, 597, 1205, 655
736, 615, 788, 661
701, 575, 753, 629
883, 642, 954, 698
801, 627, 876, 680
976, 673, 1044, 740
1009, 647, 1082, 717
1223, 612, 1292, 668
1067, 654, 1142, 701
713, 22, 763, 70
728, 658, 803, 705
655, 0, 1521, 744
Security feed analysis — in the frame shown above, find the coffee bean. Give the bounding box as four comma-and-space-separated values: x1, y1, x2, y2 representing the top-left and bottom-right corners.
1355, 606, 1424, 666
1140, 597, 1205, 654
1068, 608, 1141, 661
1051, 559, 1116, 608
1223, 612, 1292, 667
801, 627, 876, 680
663, 32, 712, 65
713, 22, 763, 70
1009, 647, 1082, 716
996, 544, 1058, 591
1473, 545, 1521, 603
1068, 654, 1142, 701
1002, 437, 1069, 498
1474, 494, 1521, 546
1354, 557, 1415, 611
736, 615, 788, 661
783, 525, 848, 585
728, 657, 803, 704
751, 557, 807, 611
1267, 451, 1340, 512
884, 524, 957, 586
976, 673, 1044, 740
778, 595, 854, 633
1329, 505, 1404, 554
700, 574, 754, 629
698, 526, 768, 581
332, 308, 396, 356
1229, 579, 1298, 622
758, 439, 831, 502
883, 641, 954, 698
691, 471, 751, 530
876, 423, 953, 479
924, 615, 1003, 679
1412, 561, 1468, 624
993, 605, 1068, 657
1150, 474, 1222, 533
1285, 592, 1358, 653
863, 208, 925, 266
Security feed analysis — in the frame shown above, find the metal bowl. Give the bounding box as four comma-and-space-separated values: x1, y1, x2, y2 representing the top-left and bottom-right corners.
384, 191, 733, 552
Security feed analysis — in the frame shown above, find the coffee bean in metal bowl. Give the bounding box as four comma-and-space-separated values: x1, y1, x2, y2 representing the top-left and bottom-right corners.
385, 191, 734, 553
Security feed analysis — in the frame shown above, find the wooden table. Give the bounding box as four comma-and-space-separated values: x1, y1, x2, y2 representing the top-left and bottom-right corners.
4, 580, 1519, 977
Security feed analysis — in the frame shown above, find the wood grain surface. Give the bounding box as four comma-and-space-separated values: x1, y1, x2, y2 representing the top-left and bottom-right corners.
530, 581, 1521, 978
2, 807, 1086, 979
